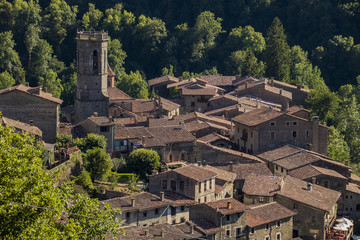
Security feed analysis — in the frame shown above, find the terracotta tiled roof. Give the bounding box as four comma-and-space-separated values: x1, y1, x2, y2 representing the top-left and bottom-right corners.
81, 116, 116, 127
232, 107, 283, 126
148, 75, 179, 86
155, 192, 197, 207
173, 164, 217, 182
184, 120, 209, 132
1, 116, 42, 137
101, 192, 168, 211
232, 75, 260, 87
131, 99, 156, 113
107, 87, 132, 101
273, 79, 310, 93
201, 75, 236, 86
288, 165, 347, 180
159, 97, 180, 111
346, 183, 360, 194
204, 165, 237, 183
188, 219, 223, 235
113, 126, 165, 147
257, 145, 302, 162
213, 163, 272, 180
180, 84, 218, 96
0, 84, 63, 104
243, 175, 283, 196
278, 176, 341, 212
246, 202, 296, 227
176, 112, 232, 128
147, 118, 181, 127
272, 151, 319, 170
205, 198, 249, 215
350, 173, 360, 183
147, 126, 196, 144
198, 132, 230, 143
58, 123, 87, 138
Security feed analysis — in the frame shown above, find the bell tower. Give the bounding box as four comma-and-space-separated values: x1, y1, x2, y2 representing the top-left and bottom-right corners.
74, 30, 110, 123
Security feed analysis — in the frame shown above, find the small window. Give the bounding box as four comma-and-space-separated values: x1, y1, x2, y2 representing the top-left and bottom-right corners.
155, 208, 159, 215
293, 121, 297, 126
286, 121, 290, 126
293, 131, 297, 138
306, 130, 310, 138
204, 196, 207, 202
181, 217, 185, 222
251, 228, 254, 234
270, 122, 275, 126
100, 126, 109, 132
281, 167, 284, 173
351, 195, 353, 199
277, 233, 281, 240
126, 212, 130, 218
277, 221, 281, 227
276, 165, 278, 170
181, 152, 185, 160
226, 215, 230, 221
171, 180, 176, 191
162, 180, 167, 189
209, 180, 212, 189
293, 203, 297, 209
181, 206, 185, 212
204, 181, 207, 191
180, 181, 184, 191
143, 211, 147, 217
198, 182, 201, 193
324, 180, 329, 188
226, 230, 230, 236
236, 227, 242, 236
259, 197, 264, 203
270, 132, 275, 140
266, 223, 269, 229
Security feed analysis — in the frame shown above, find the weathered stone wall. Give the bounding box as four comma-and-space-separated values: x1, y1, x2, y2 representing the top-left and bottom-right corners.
248, 217, 293, 240
0, 91, 59, 143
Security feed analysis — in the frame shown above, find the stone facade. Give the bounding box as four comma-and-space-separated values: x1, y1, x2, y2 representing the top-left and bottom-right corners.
75, 31, 110, 123
0, 87, 61, 143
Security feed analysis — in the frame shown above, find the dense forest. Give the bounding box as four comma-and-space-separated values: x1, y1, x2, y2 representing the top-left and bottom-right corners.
0, 0, 360, 169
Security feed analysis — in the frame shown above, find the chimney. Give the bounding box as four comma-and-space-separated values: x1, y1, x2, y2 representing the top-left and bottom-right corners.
179, 120, 185, 130
29, 120, 34, 126
109, 117, 113, 123
131, 198, 135, 207
345, 160, 349, 166
307, 182, 313, 191
160, 191, 165, 201
281, 101, 289, 111
25, 82, 29, 87
190, 225, 195, 234
311, 116, 319, 153
43, 87, 47, 93
270, 78, 275, 87
312, 177, 316, 184
93, 112, 98, 117
227, 201, 232, 209
245, 83, 248, 89
142, 136, 146, 145
229, 161, 233, 172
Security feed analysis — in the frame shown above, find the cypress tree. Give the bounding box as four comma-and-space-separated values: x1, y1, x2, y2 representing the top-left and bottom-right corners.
265, 17, 291, 82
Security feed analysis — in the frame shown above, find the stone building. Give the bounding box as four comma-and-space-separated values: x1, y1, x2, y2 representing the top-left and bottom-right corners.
190, 198, 249, 239
276, 176, 341, 240
149, 164, 217, 203
203, 165, 237, 200
344, 183, 360, 221
1, 116, 43, 140
232, 107, 328, 155
246, 202, 296, 240
101, 192, 195, 227
148, 75, 179, 98
0, 84, 62, 143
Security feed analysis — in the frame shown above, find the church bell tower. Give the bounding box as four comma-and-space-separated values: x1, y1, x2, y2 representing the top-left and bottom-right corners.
74, 30, 110, 123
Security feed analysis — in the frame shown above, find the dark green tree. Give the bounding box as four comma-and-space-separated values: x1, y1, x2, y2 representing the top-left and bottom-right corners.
38, 69, 63, 98
126, 148, 160, 180
0, 71, 15, 89
264, 17, 291, 82
78, 133, 107, 152
24, 24, 40, 70
84, 148, 112, 181
327, 126, 351, 163
108, 39, 127, 79
75, 170, 94, 192
81, 3, 103, 30
116, 71, 149, 99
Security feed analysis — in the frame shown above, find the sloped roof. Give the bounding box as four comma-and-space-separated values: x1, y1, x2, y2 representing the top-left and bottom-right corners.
346, 183, 360, 194
203, 165, 237, 183
243, 175, 283, 196
246, 202, 296, 227
214, 163, 272, 180
288, 165, 347, 180
198, 132, 231, 143
160, 97, 180, 111
205, 198, 249, 215
107, 87, 132, 101
1, 116, 42, 137
148, 75, 179, 86
201, 75, 236, 86
232, 107, 283, 126
0, 84, 62, 104
147, 126, 196, 144
278, 176, 341, 212
173, 164, 217, 182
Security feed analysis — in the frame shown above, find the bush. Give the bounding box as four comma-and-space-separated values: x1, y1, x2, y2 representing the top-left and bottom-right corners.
84, 148, 112, 181
75, 170, 94, 192
126, 149, 160, 180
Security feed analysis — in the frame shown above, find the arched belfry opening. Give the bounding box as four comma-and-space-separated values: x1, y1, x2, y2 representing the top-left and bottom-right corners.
92, 50, 98, 73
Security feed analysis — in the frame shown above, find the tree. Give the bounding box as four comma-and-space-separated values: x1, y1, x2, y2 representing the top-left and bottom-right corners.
0, 31, 25, 84
108, 39, 127, 79
43, 0, 78, 46
161, 65, 174, 76
38, 69, 63, 98
126, 148, 160, 180
84, 148, 112, 181
264, 17, 291, 82
102, 3, 135, 38
24, 24, 40, 70
30, 39, 54, 82
81, 3, 103, 30
227, 50, 265, 77
0, 119, 120, 239
75, 170, 94, 192
0, 71, 15, 89
116, 71, 149, 99
227, 25, 265, 53
327, 126, 351, 163
0, 0, 14, 32
78, 133, 107, 152
60, 62, 77, 106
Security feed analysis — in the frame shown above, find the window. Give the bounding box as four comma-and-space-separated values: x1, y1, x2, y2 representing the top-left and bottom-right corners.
100, 126, 109, 132
324, 180, 329, 188
171, 207, 176, 216
265, 237, 270, 240
346, 195, 349, 199
155, 208, 159, 215
171, 180, 176, 191
181, 152, 185, 160
236, 227, 242, 236
226, 215, 230, 221
356, 204, 360, 212
181, 217, 185, 223
281, 167, 284, 173
266, 224, 269, 229
204, 196, 207, 202
181, 206, 185, 212
191, 102, 195, 107
292, 121, 297, 126
306, 130, 310, 138
143, 211, 147, 217
276, 165, 278, 170
270, 131, 275, 140
276, 233, 281, 240
311, 216, 316, 223
114, 140, 120, 150
351, 195, 353, 199
126, 212, 130, 219
251, 131, 253, 138
292, 131, 297, 138
270, 122, 275, 126
92, 50, 98, 73
198, 182, 201, 193
226, 230, 230, 236
286, 121, 290, 126
180, 181, 184, 191
251, 228, 254, 234
162, 180, 167, 189
209, 180, 212, 189
169, 154, 173, 162
242, 129, 248, 138
277, 221, 281, 227
259, 197, 264, 203
293, 203, 297, 209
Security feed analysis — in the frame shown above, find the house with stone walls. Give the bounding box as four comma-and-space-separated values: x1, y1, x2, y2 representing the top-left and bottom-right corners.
203, 165, 237, 200
148, 75, 180, 98
246, 202, 296, 240
232, 107, 328, 155
1, 116, 42, 141
0, 84, 62, 143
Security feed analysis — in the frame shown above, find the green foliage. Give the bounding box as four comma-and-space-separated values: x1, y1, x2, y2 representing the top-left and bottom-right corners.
75, 170, 94, 191
126, 148, 160, 180
135, 15, 167, 52
0, 0, 14, 32
109, 172, 119, 190
56, 134, 74, 148
227, 25, 265, 53
102, 3, 135, 37
24, 24, 40, 69
161, 65, 174, 76
84, 148, 112, 181
327, 126, 351, 163
0, 31, 25, 84
60, 62, 77, 106
78, 133, 107, 152
38, 69, 63, 98
81, 3, 103, 31
0, 120, 120, 239
116, 71, 149, 99
127, 174, 139, 192
0, 71, 15, 89
265, 17, 291, 83
181, 71, 201, 79
201, 67, 221, 76
227, 50, 265, 77
108, 38, 127, 79
111, 157, 126, 172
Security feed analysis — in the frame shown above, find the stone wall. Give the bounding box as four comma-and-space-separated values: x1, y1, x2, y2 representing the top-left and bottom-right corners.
248, 217, 293, 240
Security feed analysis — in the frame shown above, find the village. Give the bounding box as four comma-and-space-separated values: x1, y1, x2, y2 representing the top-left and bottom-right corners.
0, 30, 359, 240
